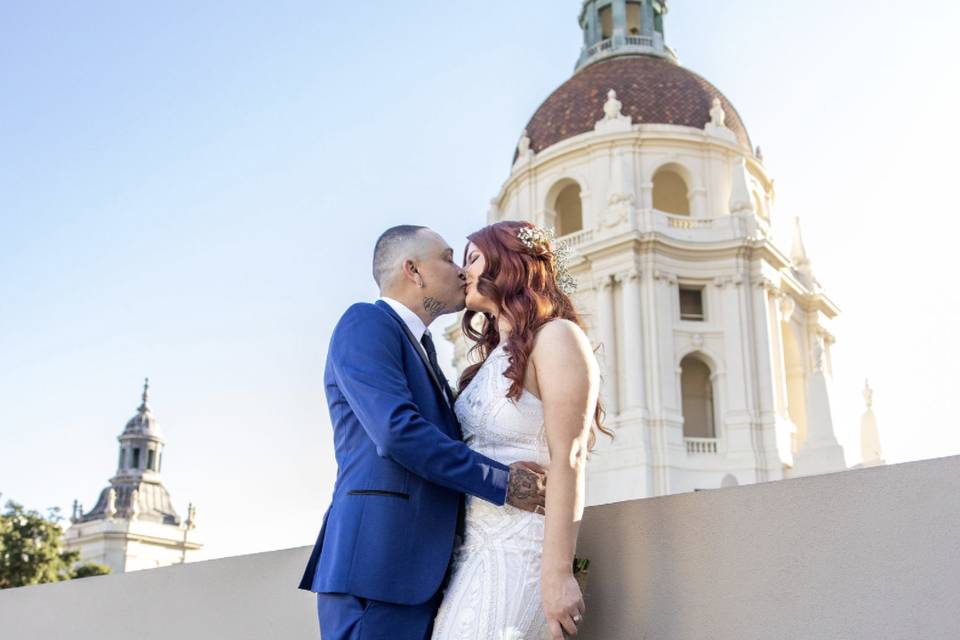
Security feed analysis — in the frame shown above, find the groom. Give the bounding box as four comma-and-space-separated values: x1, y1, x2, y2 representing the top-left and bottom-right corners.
298, 225, 547, 639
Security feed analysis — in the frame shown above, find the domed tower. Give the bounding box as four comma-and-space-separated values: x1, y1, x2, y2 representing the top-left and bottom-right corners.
449, 0, 846, 503
64, 380, 201, 572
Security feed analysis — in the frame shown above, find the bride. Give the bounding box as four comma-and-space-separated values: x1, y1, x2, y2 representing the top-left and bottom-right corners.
431, 221, 610, 640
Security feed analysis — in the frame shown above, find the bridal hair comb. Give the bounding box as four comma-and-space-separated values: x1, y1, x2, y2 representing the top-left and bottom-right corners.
516, 225, 578, 295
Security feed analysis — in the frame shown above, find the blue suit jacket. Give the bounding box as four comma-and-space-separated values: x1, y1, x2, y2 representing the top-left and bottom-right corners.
298, 300, 510, 605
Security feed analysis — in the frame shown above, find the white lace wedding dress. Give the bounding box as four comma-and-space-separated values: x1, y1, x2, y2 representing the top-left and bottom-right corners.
432, 343, 550, 640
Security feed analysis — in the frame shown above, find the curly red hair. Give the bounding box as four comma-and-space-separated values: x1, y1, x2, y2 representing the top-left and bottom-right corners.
458, 220, 611, 446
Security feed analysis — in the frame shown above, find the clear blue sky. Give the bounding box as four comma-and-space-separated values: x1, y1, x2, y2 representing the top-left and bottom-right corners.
2, 0, 959, 560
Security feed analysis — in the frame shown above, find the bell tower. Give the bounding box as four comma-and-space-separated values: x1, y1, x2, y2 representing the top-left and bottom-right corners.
64, 379, 201, 572
450, 1, 850, 503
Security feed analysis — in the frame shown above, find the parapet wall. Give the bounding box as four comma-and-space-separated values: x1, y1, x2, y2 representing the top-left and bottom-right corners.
3, 455, 958, 640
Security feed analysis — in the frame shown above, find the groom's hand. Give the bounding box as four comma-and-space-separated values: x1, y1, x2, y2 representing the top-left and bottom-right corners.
506, 461, 547, 514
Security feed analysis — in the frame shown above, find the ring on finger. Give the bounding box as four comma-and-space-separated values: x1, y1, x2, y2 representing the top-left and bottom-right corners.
573, 614, 582, 624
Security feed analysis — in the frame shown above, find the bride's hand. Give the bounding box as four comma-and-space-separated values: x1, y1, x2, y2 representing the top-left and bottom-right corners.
542, 570, 585, 638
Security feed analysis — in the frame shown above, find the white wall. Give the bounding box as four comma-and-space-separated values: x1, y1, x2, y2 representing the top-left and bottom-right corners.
3, 455, 958, 639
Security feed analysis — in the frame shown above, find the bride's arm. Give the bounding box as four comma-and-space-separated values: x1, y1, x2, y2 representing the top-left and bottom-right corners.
532, 319, 599, 639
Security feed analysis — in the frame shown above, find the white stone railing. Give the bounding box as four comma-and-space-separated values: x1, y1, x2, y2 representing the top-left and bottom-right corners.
667, 214, 714, 229
685, 437, 719, 454
648, 209, 745, 242
558, 228, 595, 251
624, 35, 655, 48
4, 456, 959, 639
584, 38, 614, 57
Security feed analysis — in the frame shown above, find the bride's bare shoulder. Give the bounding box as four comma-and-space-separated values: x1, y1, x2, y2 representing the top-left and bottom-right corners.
532, 319, 593, 359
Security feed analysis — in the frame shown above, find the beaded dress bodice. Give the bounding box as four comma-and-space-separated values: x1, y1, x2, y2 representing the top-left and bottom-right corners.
432, 344, 550, 640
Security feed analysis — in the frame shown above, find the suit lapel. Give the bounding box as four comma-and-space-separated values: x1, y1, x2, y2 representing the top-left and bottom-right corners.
374, 300, 453, 414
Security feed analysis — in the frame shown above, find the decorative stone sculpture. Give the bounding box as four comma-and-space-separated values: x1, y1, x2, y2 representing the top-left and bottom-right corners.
604, 89, 623, 120
729, 158, 756, 215
105, 488, 117, 519
595, 89, 633, 133
705, 97, 736, 142
129, 488, 141, 520
710, 97, 726, 127
513, 129, 534, 167
603, 148, 635, 227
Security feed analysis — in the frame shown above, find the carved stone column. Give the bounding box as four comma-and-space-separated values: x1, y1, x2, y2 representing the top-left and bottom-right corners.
596, 275, 619, 415
618, 269, 645, 411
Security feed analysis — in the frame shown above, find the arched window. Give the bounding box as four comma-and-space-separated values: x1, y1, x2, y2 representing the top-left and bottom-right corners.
626, 2, 643, 35
653, 168, 690, 215
555, 184, 583, 236
147, 449, 156, 471
599, 5, 613, 39
681, 355, 715, 438
132, 447, 141, 469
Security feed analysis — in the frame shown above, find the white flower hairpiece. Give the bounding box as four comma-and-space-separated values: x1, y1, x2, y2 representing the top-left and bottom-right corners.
516, 225, 578, 295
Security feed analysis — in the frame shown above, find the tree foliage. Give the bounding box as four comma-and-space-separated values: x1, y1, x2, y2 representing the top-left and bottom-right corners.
0, 495, 112, 589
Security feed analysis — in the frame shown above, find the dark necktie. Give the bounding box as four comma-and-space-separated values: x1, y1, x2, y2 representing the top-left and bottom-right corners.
420, 331, 456, 407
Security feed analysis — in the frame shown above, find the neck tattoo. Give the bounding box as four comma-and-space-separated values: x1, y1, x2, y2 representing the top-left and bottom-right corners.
423, 297, 446, 319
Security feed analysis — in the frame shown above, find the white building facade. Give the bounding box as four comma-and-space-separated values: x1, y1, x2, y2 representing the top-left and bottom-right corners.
449, 0, 851, 505
64, 380, 201, 572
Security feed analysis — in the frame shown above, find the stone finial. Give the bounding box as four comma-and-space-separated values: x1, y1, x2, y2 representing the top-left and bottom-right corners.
728, 157, 755, 215
755, 145, 764, 162
792, 333, 846, 477
603, 89, 623, 120
105, 488, 117, 519
710, 97, 726, 128
185, 502, 198, 530
790, 217, 807, 258
138, 377, 151, 413
860, 379, 884, 467
70, 499, 80, 524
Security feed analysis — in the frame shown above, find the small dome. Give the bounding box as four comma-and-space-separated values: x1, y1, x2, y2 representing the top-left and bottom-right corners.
518, 55, 751, 160
122, 378, 162, 437
123, 409, 159, 436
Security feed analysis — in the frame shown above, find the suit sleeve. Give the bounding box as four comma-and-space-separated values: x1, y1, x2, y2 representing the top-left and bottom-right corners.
330, 304, 509, 505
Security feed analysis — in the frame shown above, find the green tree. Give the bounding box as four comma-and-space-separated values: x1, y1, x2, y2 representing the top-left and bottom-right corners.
0, 495, 111, 589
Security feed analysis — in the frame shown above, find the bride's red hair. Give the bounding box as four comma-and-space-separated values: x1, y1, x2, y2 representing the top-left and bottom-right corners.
458, 220, 611, 446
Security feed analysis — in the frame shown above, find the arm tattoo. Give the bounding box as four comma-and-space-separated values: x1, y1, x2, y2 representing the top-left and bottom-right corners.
423, 297, 447, 319
509, 467, 539, 502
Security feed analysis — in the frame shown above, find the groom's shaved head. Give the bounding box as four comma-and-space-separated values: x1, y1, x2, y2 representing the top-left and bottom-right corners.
372, 225, 428, 288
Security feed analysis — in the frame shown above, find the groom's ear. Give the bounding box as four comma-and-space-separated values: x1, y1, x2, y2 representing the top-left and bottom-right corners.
401, 258, 422, 286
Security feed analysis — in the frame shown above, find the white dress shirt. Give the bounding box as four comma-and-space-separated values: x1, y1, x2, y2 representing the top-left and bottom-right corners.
378, 296, 428, 342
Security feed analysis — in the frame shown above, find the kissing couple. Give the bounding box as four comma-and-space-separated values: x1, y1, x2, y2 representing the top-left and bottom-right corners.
299, 221, 610, 639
